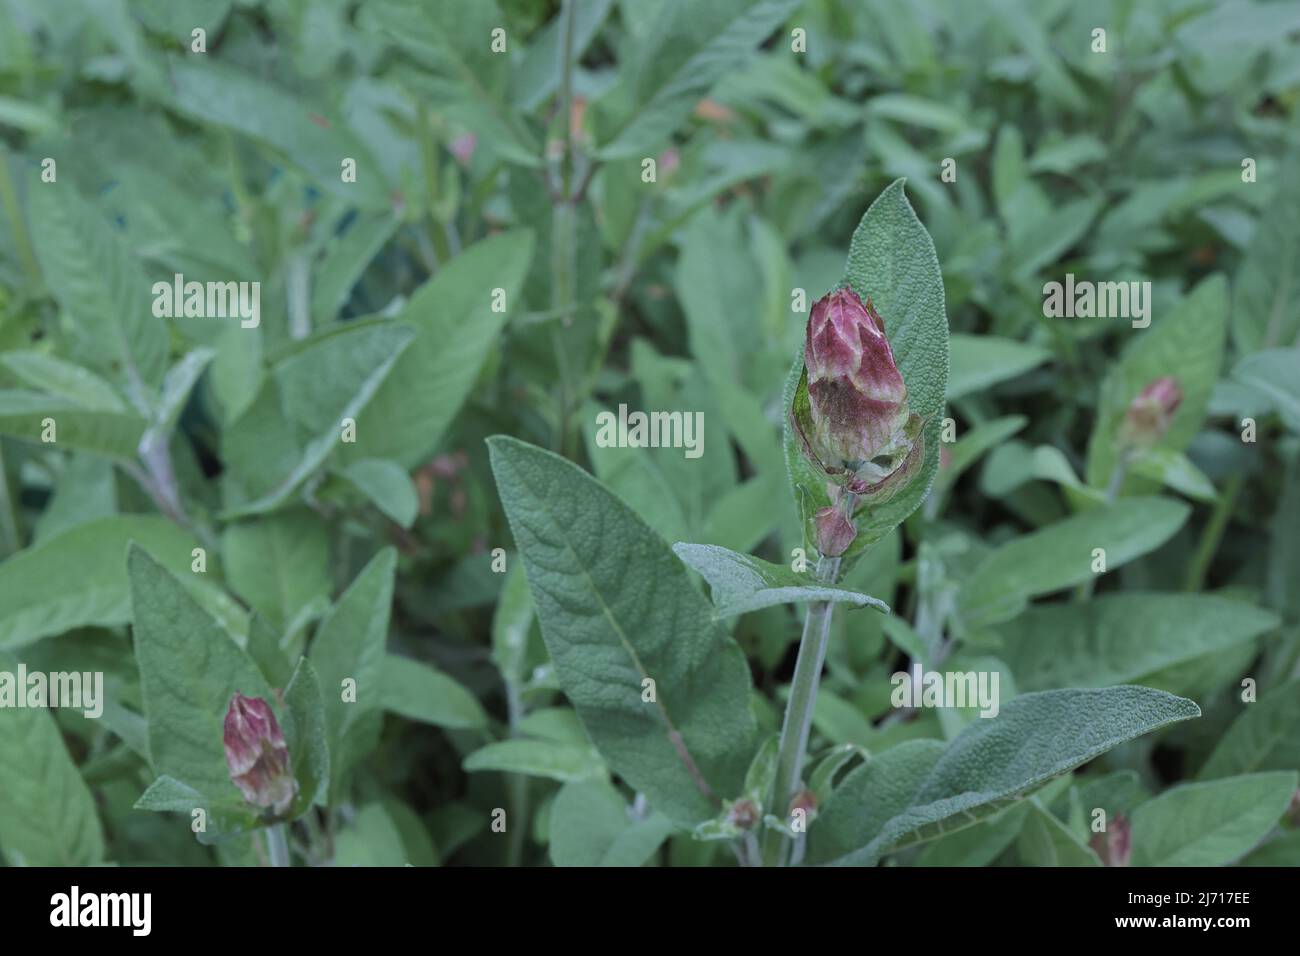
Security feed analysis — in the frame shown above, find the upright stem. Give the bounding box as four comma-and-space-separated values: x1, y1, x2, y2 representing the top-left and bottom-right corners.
266, 824, 290, 867
766, 552, 841, 865
505, 677, 529, 867
1184, 473, 1243, 592
549, 0, 579, 457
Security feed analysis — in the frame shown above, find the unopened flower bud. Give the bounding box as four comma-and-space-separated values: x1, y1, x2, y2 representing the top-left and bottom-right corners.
1088, 814, 1132, 867
787, 788, 818, 819
224, 692, 297, 816
727, 798, 760, 831
791, 288, 924, 500
814, 505, 856, 557
1121, 376, 1182, 448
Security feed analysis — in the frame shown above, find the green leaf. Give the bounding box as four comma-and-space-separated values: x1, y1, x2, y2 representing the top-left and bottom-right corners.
29, 185, 166, 397
308, 548, 395, 796
1199, 679, 1300, 780
491, 562, 534, 686
1000, 595, 1279, 691
1129, 772, 1298, 866
166, 57, 390, 207
343, 231, 533, 468
1230, 348, 1300, 433
596, 0, 801, 159
0, 351, 126, 411
223, 508, 332, 633
338, 459, 419, 528
129, 544, 270, 802
282, 657, 329, 815
0, 654, 105, 865
365, 0, 539, 166
380, 654, 487, 730
0, 516, 200, 649
1128, 447, 1219, 502
843, 179, 949, 420
957, 497, 1190, 627
139, 348, 215, 462
132, 775, 258, 843
489, 436, 756, 826
223, 322, 415, 517
1086, 275, 1227, 489
1232, 160, 1300, 352
334, 802, 408, 866
946, 334, 1051, 400
463, 739, 604, 783
915, 803, 1030, 867
1016, 798, 1100, 867
549, 778, 675, 867
0, 391, 144, 459
672, 542, 890, 618
815, 686, 1200, 866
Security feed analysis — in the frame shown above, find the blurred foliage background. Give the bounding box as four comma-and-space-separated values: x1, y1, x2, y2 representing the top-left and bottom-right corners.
0, 0, 1297, 866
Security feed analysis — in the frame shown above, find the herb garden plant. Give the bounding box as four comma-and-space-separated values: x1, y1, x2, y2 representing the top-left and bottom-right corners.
0, 0, 1297, 871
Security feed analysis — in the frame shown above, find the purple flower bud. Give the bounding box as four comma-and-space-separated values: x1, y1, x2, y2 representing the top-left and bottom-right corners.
1088, 814, 1132, 867
1121, 376, 1182, 448
814, 505, 856, 557
224, 693, 297, 816
791, 288, 924, 499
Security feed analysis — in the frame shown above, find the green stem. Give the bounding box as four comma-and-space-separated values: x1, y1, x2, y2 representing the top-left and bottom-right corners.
505, 677, 529, 867
766, 553, 842, 866
266, 824, 291, 867
548, 0, 580, 458
1184, 473, 1244, 592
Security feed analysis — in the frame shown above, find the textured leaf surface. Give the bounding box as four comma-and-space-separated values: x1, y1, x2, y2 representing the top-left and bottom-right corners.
816, 687, 1200, 865
489, 436, 755, 825
29, 185, 166, 396
309, 548, 395, 796
672, 542, 889, 618
130, 545, 270, 801
1000, 595, 1278, 691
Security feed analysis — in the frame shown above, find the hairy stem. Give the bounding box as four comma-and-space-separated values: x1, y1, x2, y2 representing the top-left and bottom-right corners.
1184, 473, 1244, 592
266, 824, 291, 867
766, 552, 841, 865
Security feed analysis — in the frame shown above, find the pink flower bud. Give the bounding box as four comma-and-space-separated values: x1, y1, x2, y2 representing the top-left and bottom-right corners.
1121, 376, 1182, 448
814, 505, 856, 557
791, 288, 924, 499
787, 788, 818, 819
224, 693, 297, 816
1088, 814, 1132, 867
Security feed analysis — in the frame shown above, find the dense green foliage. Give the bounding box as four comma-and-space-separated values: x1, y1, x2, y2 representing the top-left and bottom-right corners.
0, 0, 1297, 867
